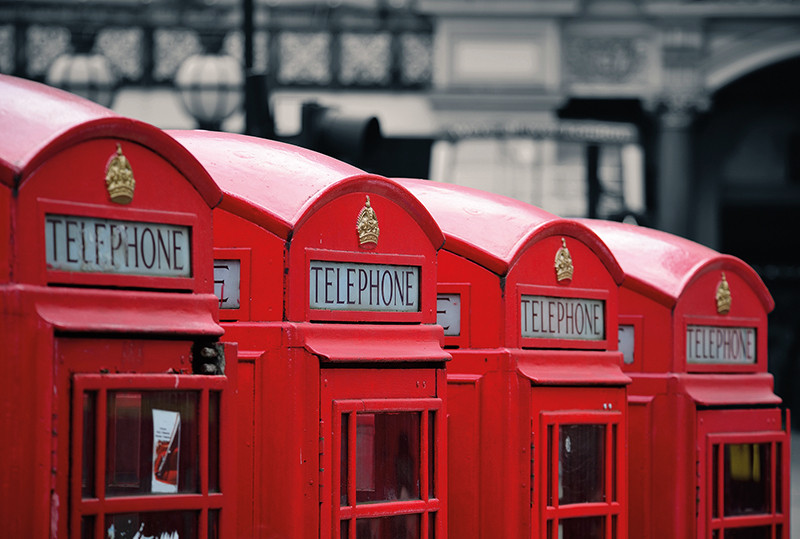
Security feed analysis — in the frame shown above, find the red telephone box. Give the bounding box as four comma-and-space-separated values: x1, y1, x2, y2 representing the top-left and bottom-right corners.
396, 179, 629, 539
169, 131, 449, 539
0, 76, 236, 539
580, 219, 790, 539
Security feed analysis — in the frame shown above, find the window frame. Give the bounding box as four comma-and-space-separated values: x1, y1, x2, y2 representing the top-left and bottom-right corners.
537, 409, 624, 539
332, 397, 442, 539
70, 373, 231, 539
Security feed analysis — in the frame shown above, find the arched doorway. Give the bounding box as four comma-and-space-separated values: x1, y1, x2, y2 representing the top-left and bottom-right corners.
695, 56, 800, 426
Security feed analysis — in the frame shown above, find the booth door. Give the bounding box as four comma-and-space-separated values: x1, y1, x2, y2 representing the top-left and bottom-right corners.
697, 409, 790, 539
57, 339, 232, 539
321, 368, 444, 539
533, 387, 627, 539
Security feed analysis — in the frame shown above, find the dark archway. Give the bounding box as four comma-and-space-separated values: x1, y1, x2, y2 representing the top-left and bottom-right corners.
696, 55, 800, 425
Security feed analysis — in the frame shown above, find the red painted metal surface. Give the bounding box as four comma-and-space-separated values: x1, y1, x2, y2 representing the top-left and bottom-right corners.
1, 76, 233, 539
170, 131, 449, 539
579, 218, 789, 539
396, 179, 629, 539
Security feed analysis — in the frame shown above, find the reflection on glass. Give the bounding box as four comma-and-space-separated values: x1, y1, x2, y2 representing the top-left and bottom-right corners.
356, 514, 420, 539
722, 526, 771, 539
341, 413, 349, 506
428, 411, 435, 499
105, 511, 198, 539
712, 446, 719, 519
81, 515, 94, 539
82, 392, 96, 499
559, 424, 605, 505
208, 509, 220, 539
356, 412, 420, 504
724, 443, 770, 516
209, 391, 220, 493
559, 516, 605, 539
108, 392, 141, 488
105, 391, 199, 496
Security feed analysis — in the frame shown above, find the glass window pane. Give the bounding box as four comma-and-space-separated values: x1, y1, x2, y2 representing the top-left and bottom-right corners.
341, 413, 350, 506
724, 443, 770, 516
208, 509, 220, 539
776, 442, 783, 512
340, 519, 349, 539
559, 424, 605, 505
82, 391, 96, 499
722, 526, 771, 539
356, 412, 420, 504
559, 516, 605, 539
81, 515, 94, 539
104, 511, 198, 539
428, 411, 435, 499
712, 445, 719, 518
209, 391, 220, 493
547, 425, 554, 507
106, 391, 199, 496
107, 392, 141, 489
356, 514, 420, 539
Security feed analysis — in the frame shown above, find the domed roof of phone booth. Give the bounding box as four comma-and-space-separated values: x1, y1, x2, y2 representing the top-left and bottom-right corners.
395, 178, 623, 282
577, 218, 774, 312
169, 130, 444, 247
0, 75, 221, 207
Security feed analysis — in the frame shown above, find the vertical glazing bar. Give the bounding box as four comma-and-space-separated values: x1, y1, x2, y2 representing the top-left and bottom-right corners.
200, 387, 209, 495
96, 387, 107, 506
348, 412, 357, 539
421, 409, 429, 502
199, 387, 210, 538
70, 385, 85, 539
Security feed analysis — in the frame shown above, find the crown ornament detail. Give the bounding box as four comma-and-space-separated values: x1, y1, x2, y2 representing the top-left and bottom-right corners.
555, 238, 574, 282
105, 144, 135, 204
356, 196, 380, 246
716, 272, 732, 315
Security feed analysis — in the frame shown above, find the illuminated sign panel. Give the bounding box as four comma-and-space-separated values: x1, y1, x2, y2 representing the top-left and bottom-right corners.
45, 214, 191, 277
309, 260, 420, 312
521, 295, 605, 340
686, 325, 756, 364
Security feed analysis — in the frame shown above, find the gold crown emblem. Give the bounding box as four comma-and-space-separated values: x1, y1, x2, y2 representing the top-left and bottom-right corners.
356, 196, 380, 246
555, 237, 574, 282
105, 143, 135, 204
716, 272, 732, 315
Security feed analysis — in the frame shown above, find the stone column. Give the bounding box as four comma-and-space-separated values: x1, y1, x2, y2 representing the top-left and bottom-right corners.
655, 96, 696, 238
655, 23, 707, 238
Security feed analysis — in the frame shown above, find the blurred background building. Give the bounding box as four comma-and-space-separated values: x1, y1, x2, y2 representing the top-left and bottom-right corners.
2, 0, 800, 421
